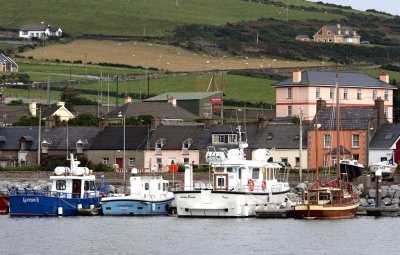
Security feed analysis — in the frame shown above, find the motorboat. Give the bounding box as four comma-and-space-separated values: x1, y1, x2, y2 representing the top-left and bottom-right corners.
9, 154, 101, 216
101, 168, 174, 216
340, 157, 364, 181
173, 126, 294, 218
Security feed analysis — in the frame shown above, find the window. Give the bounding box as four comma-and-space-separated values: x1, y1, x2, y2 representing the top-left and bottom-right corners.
357, 89, 362, 100
84, 181, 95, 191
217, 177, 225, 187
56, 180, 66, 190
156, 158, 162, 166
373, 90, 377, 100
328, 38, 333, 42
384, 90, 388, 101
319, 192, 330, 201
252, 168, 260, 179
212, 134, 237, 144
323, 154, 328, 167
381, 157, 388, 162
323, 134, 331, 148
330, 88, 334, 99
352, 134, 360, 148
145, 183, 149, 190
23, 31, 28, 35
384, 108, 388, 117
287, 88, 292, 99
184, 158, 189, 164
295, 157, 300, 167
128, 158, 135, 166
353, 154, 359, 160
163, 182, 169, 192
343, 89, 348, 99
316, 88, 320, 98
288, 105, 292, 116
102, 158, 109, 164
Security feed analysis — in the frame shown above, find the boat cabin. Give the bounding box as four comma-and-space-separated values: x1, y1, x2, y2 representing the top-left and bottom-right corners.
130, 175, 169, 198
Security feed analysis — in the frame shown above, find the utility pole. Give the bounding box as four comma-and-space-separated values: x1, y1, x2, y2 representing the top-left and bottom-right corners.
299, 108, 303, 182
37, 107, 41, 166
116, 76, 119, 106
47, 76, 50, 105
147, 69, 150, 97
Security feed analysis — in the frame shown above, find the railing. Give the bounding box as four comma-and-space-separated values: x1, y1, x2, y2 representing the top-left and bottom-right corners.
9, 189, 98, 198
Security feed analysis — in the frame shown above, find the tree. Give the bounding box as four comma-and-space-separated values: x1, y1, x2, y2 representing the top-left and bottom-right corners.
67, 114, 99, 126
391, 79, 400, 123
60, 85, 80, 109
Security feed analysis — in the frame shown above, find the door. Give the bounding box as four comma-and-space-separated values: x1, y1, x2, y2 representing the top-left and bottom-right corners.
116, 158, 123, 171
213, 174, 228, 191
72, 179, 81, 198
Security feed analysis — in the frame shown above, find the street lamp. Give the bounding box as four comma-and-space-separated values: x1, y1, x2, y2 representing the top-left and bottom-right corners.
118, 111, 126, 192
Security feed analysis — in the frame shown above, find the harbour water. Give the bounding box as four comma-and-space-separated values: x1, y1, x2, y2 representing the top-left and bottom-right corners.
0, 216, 399, 255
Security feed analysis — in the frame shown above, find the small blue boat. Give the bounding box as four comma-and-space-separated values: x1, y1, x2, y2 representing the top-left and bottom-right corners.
9, 154, 101, 217
101, 169, 174, 216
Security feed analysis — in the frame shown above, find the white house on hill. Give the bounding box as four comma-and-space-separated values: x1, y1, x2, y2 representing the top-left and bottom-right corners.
19, 22, 62, 39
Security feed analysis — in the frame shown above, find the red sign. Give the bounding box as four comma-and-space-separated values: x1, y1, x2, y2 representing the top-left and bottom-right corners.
209, 98, 223, 103
169, 164, 178, 173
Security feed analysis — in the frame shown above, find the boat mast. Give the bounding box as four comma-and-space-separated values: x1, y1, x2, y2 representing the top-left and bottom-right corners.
335, 65, 340, 180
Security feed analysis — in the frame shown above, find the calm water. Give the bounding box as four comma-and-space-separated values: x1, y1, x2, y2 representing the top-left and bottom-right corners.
0, 215, 399, 255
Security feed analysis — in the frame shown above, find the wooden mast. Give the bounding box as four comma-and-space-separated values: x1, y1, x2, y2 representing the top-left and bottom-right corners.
335, 65, 340, 180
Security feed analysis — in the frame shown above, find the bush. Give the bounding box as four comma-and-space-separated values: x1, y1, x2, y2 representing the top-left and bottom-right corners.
93, 163, 115, 172
0, 165, 41, 171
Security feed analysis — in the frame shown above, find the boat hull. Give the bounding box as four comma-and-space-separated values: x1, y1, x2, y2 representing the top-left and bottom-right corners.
293, 203, 359, 219
174, 190, 291, 218
0, 196, 9, 215
9, 191, 101, 217
101, 198, 174, 216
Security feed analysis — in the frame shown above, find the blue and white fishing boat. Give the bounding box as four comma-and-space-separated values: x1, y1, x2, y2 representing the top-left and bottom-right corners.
101, 168, 174, 216
9, 154, 101, 216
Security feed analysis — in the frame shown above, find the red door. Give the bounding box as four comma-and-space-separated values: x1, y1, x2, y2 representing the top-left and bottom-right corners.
116, 158, 123, 170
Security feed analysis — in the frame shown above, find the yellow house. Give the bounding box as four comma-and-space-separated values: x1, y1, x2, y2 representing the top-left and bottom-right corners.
313, 23, 361, 44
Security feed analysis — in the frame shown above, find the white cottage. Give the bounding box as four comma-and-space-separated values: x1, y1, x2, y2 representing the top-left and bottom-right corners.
19, 22, 62, 39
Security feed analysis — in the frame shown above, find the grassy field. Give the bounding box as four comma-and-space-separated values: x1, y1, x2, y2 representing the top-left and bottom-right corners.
0, 0, 344, 36
20, 40, 325, 72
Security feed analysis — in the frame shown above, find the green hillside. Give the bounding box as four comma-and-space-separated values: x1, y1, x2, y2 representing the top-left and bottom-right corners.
0, 0, 343, 36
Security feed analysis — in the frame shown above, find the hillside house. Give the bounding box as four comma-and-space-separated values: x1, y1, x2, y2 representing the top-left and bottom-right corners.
313, 23, 360, 44
39, 102, 75, 122
19, 22, 62, 39
0, 54, 18, 73
368, 123, 400, 166
272, 70, 397, 122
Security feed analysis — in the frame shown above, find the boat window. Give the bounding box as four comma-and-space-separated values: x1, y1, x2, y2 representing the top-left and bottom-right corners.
90, 181, 95, 190
319, 192, 330, 201
158, 183, 161, 190
145, 183, 149, 190
252, 168, 260, 179
56, 180, 66, 190
84, 181, 89, 191
309, 192, 317, 201
163, 183, 169, 191
239, 168, 244, 179
215, 167, 224, 172
227, 167, 238, 173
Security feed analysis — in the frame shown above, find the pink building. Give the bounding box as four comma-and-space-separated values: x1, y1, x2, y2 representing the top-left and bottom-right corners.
272, 70, 397, 122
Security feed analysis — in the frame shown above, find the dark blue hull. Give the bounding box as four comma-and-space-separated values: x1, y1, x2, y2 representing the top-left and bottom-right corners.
101, 198, 174, 216
9, 190, 101, 216
340, 163, 362, 181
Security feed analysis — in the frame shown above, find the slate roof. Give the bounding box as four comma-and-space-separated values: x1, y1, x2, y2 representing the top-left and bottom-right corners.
144, 91, 223, 101
41, 105, 62, 119
106, 102, 196, 120
20, 23, 49, 31
312, 106, 376, 130
148, 125, 204, 150
369, 124, 400, 149
0, 127, 38, 150
325, 24, 360, 37
89, 126, 150, 150
0, 105, 33, 125
0, 54, 17, 67
41, 126, 99, 150
71, 105, 117, 117
272, 71, 397, 89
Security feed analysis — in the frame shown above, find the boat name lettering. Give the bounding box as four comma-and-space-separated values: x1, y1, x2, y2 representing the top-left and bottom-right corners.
179, 195, 196, 199
23, 197, 39, 203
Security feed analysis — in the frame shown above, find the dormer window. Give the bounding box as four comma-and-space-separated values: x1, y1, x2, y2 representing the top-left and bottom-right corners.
155, 138, 166, 155
41, 140, 50, 154
182, 138, 193, 155
212, 134, 237, 144
76, 139, 86, 154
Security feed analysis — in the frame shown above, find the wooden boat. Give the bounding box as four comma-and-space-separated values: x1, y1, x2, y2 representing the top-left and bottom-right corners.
294, 69, 359, 219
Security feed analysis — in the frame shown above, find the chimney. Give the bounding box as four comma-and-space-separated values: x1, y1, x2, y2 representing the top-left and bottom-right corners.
336, 23, 341, 30
124, 95, 132, 104
151, 117, 161, 130
98, 118, 109, 130
345, 30, 349, 35
292, 68, 302, 83
29, 102, 37, 117
316, 98, 326, 113
45, 116, 56, 129
375, 97, 385, 127
57, 101, 65, 107
168, 96, 177, 107
353, 31, 357, 36
379, 72, 389, 83
257, 113, 268, 130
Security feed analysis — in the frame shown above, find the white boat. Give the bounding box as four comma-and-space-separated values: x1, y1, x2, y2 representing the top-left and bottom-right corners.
101, 168, 174, 216
370, 160, 397, 174
173, 126, 294, 218
339, 157, 364, 181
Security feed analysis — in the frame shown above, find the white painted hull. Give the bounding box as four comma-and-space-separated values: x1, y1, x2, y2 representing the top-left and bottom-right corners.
173, 190, 290, 217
